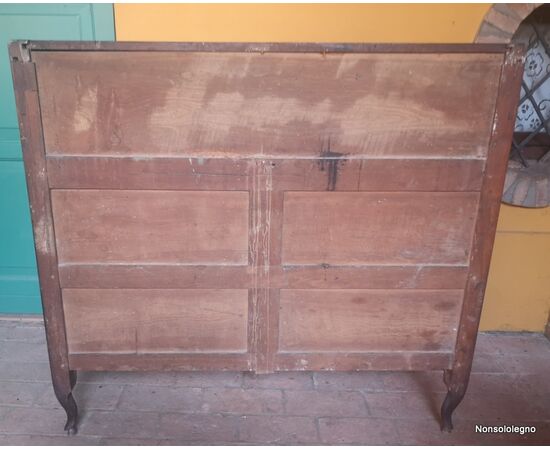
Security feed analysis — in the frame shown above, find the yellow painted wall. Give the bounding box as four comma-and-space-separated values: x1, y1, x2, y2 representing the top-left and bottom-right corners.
114, 3, 550, 332
481, 205, 550, 331
114, 4, 490, 43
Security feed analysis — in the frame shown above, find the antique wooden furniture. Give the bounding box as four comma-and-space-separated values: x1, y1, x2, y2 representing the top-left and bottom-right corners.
10, 41, 524, 434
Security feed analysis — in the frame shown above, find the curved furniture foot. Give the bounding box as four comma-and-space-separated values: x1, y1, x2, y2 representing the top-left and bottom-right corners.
440, 370, 467, 432
441, 391, 458, 431
53, 369, 79, 435
69, 370, 77, 389
55, 390, 78, 435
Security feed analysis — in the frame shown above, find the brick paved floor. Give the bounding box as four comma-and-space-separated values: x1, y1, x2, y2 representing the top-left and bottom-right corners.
0, 318, 549, 445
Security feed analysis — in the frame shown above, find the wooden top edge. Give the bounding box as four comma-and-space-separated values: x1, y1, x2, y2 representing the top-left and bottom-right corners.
8, 40, 514, 59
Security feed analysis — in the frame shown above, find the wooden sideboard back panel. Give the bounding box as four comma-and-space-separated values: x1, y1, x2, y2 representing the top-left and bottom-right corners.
13, 43, 524, 376
34, 52, 500, 158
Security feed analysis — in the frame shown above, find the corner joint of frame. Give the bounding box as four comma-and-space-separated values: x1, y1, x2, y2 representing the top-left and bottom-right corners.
9, 40, 32, 64
505, 43, 526, 67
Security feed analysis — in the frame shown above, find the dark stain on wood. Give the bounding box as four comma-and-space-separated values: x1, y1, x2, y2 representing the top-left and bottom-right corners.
317, 137, 346, 191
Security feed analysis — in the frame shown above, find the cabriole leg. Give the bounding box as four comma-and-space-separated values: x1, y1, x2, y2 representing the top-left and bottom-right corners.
52, 368, 78, 435
440, 369, 467, 432
69, 369, 77, 389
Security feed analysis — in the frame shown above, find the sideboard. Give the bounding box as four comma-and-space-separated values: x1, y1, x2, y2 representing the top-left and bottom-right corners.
9, 40, 524, 434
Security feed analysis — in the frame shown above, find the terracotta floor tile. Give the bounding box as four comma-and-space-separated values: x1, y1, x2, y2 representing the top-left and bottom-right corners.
157, 413, 240, 442
202, 387, 283, 415
117, 385, 203, 413
318, 417, 399, 444
285, 389, 368, 417
0, 320, 548, 444
77, 410, 161, 439
378, 371, 447, 393
174, 371, 244, 388
237, 415, 318, 444
243, 371, 314, 390
365, 391, 443, 420
313, 371, 385, 391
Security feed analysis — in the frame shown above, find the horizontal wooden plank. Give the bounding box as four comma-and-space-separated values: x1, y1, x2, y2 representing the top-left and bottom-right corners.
272, 158, 484, 192
47, 156, 250, 190
278, 289, 463, 352
35, 51, 501, 158
26, 41, 510, 54
63, 289, 249, 354
69, 353, 252, 371
59, 264, 252, 289
274, 352, 453, 371
69, 349, 451, 372
58, 264, 467, 290
46, 156, 484, 192
272, 265, 468, 289
69, 350, 450, 372
282, 192, 479, 265
51, 190, 249, 264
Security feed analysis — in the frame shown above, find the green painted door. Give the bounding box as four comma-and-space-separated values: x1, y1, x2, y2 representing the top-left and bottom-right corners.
0, 4, 115, 314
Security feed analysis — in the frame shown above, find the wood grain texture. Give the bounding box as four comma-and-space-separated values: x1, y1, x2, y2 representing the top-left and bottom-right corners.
25, 41, 510, 53
274, 352, 453, 372
438, 46, 525, 431
63, 289, 249, 354
282, 192, 479, 265
448, 47, 526, 388
59, 264, 251, 289
51, 190, 249, 264
58, 264, 468, 290
12, 42, 522, 388
271, 265, 468, 289
271, 158, 484, 192
34, 51, 501, 158
46, 156, 484, 192
278, 289, 463, 353
68, 353, 252, 371
10, 40, 525, 436
47, 156, 250, 190
248, 160, 273, 373
9, 44, 74, 398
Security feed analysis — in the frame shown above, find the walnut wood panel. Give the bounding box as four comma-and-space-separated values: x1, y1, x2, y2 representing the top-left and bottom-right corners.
9, 44, 75, 403
46, 156, 484, 192
10, 41, 524, 433
51, 190, 249, 264
25, 41, 509, 53
274, 352, 453, 372
58, 264, 467, 290
282, 192, 479, 266
33, 51, 501, 158
63, 289, 249, 354
71, 349, 452, 373
248, 160, 275, 373
278, 289, 463, 353
68, 353, 252, 372
59, 265, 252, 289
271, 158, 484, 192
442, 46, 526, 429
47, 156, 250, 191
272, 265, 468, 290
